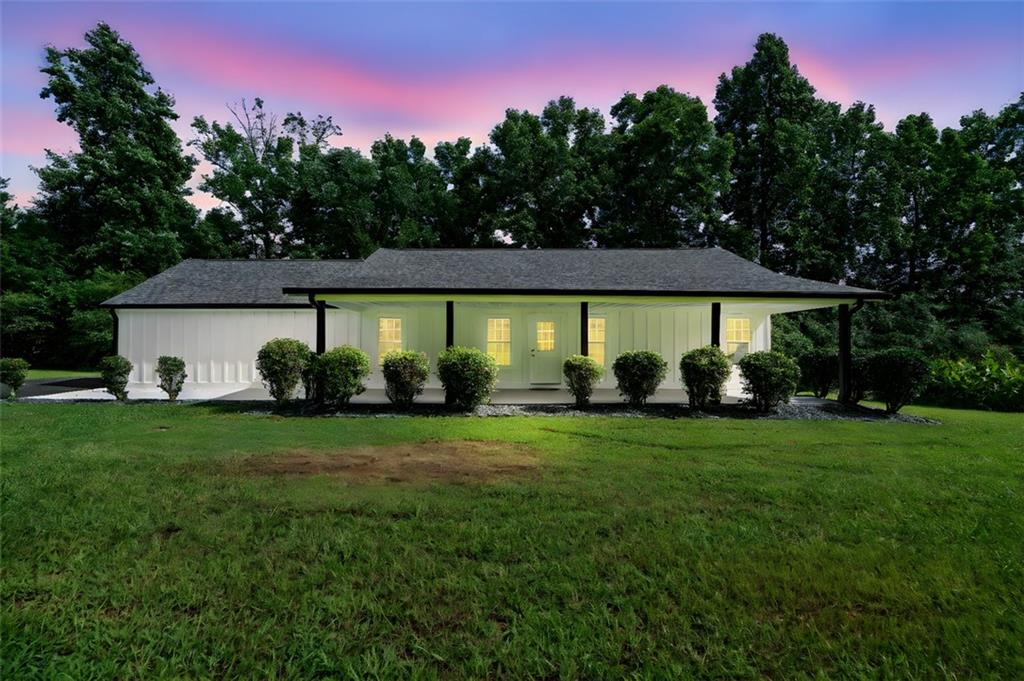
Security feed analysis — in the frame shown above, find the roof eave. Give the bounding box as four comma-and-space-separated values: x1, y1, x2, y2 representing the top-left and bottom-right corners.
282, 286, 890, 300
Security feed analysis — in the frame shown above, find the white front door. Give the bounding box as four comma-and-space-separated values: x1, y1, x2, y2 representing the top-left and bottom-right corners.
527, 315, 561, 385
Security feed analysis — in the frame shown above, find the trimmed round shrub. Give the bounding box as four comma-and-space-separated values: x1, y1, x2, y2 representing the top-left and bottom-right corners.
0, 357, 30, 399
99, 355, 133, 402
256, 338, 312, 404
436, 346, 499, 410
612, 350, 668, 407
563, 355, 604, 408
798, 348, 838, 399
155, 355, 187, 402
738, 351, 799, 413
679, 345, 731, 410
301, 351, 322, 404
866, 347, 930, 414
382, 350, 430, 409
319, 345, 371, 406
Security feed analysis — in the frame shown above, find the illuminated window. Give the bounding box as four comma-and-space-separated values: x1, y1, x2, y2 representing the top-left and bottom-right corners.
487, 318, 511, 366
536, 321, 555, 352
588, 318, 606, 365
726, 317, 751, 356
378, 317, 403, 359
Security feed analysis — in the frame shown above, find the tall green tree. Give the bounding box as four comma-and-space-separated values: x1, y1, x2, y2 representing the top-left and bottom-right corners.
885, 113, 944, 293
434, 138, 495, 247
369, 135, 446, 247
798, 102, 900, 283
182, 208, 250, 260
485, 97, 608, 247
191, 99, 328, 257
597, 85, 731, 247
714, 33, 819, 269
288, 146, 378, 258
35, 22, 197, 276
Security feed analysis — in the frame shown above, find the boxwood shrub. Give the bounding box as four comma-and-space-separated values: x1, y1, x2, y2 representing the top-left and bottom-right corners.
155, 355, 187, 402
382, 350, 430, 409
99, 355, 133, 402
738, 351, 799, 413
797, 348, 838, 399
0, 357, 30, 399
318, 345, 371, 406
866, 347, 931, 414
562, 355, 604, 408
436, 346, 498, 410
301, 351, 322, 404
679, 345, 731, 410
612, 350, 668, 407
256, 338, 312, 404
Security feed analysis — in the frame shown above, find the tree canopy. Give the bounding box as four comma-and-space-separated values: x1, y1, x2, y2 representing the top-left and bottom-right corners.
2, 24, 1022, 368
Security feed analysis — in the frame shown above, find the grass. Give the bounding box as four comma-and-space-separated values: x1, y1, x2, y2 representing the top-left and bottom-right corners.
24, 368, 99, 380
1, 403, 1021, 679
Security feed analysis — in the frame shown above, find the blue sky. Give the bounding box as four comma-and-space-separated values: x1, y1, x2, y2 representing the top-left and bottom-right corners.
2, 1, 1022, 207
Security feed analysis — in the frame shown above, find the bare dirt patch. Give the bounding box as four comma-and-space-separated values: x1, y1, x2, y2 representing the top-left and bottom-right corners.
240, 439, 540, 484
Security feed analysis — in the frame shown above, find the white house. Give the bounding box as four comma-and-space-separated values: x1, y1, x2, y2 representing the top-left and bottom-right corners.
101, 248, 886, 401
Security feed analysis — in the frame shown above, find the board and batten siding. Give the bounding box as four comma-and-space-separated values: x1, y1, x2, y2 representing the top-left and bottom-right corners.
352, 304, 447, 389
117, 308, 359, 385
589, 304, 715, 389
116, 302, 771, 394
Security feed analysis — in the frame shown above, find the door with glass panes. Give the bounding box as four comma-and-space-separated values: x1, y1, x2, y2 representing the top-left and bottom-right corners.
527, 314, 561, 384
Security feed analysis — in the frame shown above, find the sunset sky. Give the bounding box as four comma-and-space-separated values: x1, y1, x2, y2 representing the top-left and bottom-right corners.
2, 1, 1022, 209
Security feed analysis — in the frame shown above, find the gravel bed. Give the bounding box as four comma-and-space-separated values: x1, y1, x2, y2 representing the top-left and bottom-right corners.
769, 401, 939, 424
232, 399, 938, 423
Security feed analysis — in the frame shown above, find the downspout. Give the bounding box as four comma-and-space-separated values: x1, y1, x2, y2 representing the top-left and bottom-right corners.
108, 308, 119, 356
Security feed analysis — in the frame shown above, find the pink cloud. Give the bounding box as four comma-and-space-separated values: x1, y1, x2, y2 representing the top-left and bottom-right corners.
1, 106, 78, 156
115, 18, 727, 131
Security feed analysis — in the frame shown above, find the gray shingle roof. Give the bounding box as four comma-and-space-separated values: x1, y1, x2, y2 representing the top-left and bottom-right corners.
292, 248, 886, 298
102, 248, 886, 307
101, 259, 363, 307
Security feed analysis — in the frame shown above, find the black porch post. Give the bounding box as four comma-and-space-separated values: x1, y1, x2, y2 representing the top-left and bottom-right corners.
445, 301, 454, 348
315, 302, 326, 354
580, 302, 589, 356
309, 294, 325, 355
710, 302, 721, 347
837, 303, 852, 403
109, 309, 119, 356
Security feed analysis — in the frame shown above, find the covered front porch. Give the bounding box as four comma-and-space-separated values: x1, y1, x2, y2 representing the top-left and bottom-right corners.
311, 292, 865, 400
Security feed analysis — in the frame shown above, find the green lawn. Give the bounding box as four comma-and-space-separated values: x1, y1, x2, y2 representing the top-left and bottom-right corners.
24, 368, 99, 380
2, 404, 1021, 679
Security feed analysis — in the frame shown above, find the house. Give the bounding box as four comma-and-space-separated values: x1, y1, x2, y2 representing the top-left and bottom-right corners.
100, 248, 887, 401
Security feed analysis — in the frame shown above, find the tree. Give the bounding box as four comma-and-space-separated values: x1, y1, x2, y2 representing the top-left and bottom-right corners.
597, 86, 731, 247
181, 208, 250, 259
798, 102, 900, 283
714, 33, 819, 269
191, 99, 319, 257
35, 22, 197, 277
369, 135, 446, 247
957, 96, 1024, 353
485, 97, 608, 247
288, 146, 378, 258
434, 138, 495, 247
